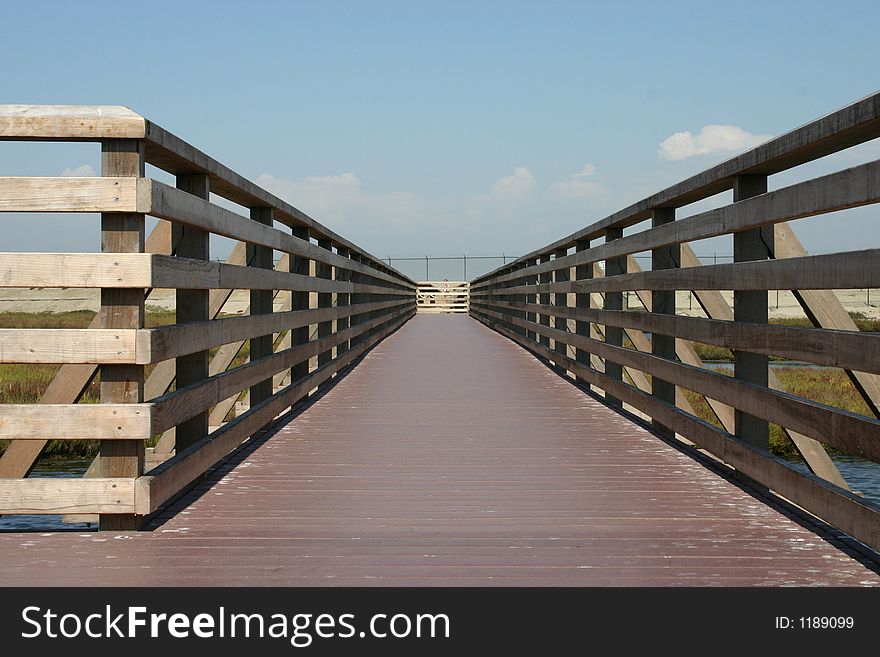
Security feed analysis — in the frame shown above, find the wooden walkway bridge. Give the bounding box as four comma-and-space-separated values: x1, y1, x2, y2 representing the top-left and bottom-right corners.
1, 96, 879, 585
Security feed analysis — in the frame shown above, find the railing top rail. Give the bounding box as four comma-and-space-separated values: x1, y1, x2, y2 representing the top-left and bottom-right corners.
473, 91, 880, 284
0, 104, 414, 287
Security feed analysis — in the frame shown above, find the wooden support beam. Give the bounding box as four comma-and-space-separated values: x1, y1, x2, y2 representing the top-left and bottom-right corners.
290, 227, 311, 385
98, 139, 145, 531
174, 173, 210, 451
553, 247, 569, 367
336, 247, 351, 358
733, 174, 771, 450
651, 207, 677, 437
603, 227, 624, 407
248, 207, 274, 408
537, 254, 551, 349
574, 240, 591, 386
316, 239, 333, 370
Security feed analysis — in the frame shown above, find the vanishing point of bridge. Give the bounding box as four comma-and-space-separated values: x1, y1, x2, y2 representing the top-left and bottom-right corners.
0, 97, 879, 585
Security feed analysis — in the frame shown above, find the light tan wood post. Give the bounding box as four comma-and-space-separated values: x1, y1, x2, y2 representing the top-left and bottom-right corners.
99, 139, 145, 530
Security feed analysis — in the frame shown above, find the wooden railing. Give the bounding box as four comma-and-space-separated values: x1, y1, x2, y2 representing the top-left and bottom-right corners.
470, 93, 880, 552
416, 281, 469, 313
0, 105, 416, 528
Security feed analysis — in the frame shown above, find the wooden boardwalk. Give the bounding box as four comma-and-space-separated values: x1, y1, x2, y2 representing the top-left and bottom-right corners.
1, 314, 877, 586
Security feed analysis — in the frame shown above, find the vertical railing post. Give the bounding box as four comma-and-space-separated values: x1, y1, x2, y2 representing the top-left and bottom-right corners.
336, 247, 351, 357
290, 227, 311, 387
316, 239, 333, 372
604, 227, 624, 407
553, 247, 569, 368
651, 208, 677, 437
350, 253, 363, 348
575, 239, 591, 386
248, 208, 275, 408
174, 174, 210, 450
525, 258, 537, 342
733, 174, 771, 449
538, 254, 552, 350
99, 138, 146, 530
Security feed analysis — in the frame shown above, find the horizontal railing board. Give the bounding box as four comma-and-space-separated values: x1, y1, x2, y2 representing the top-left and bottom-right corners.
473, 92, 880, 284
142, 120, 412, 286
472, 248, 880, 295
0, 177, 138, 212
0, 404, 151, 441
0, 105, 147, 140
0, 105, 413, 287
139, 298, 411, 363
0, 328, 138, 364
0, 253, 154, 288
485, 299, 880, 374
146, 180, 414, 291
0, 177, 413, 291
136, 310, 413, 515
150, 306, 411, 433
472, 308, 880, 552
0, 478, 136, 515
0, 252, 412, 296
471, 160, 880, 289
472, 303, 880, 462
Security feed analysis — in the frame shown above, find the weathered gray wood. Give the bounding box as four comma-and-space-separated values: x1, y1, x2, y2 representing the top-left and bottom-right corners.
290, 226, 312, 385
651, 207, 677, 437
482, 300, 880, 375
476, 307, 880, 462
553, 248, 569, 366
733, 174, 771, 450
472, 92, 880, 284
336, 247, 351, 357
574, 241, 591, 385
173, 173, 211, 451
248, 207, 274, 408
472, 160, 880, 290
99, 139, 145, 530
141, 118, 414, 290
604, 228, 624, 407
537, 254, 551, 349
143, 179, 411, 290
774, 223, 880, 418
317, 239, 333, 370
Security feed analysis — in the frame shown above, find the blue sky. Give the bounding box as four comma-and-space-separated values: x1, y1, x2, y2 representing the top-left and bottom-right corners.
1, 0, 878, 279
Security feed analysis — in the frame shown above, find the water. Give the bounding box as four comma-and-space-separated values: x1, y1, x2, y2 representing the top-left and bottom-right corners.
0, 459, 96, 532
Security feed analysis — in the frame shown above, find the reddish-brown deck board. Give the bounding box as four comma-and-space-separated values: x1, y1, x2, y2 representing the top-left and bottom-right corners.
1, 314, 878, 586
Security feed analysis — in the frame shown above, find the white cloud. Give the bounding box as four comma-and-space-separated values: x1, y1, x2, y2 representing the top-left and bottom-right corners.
551, 163, 604, 199
61, 164, 96, 176
658, 125, 771, 161
489, 166, 536, 201
256, 171, 425, 238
